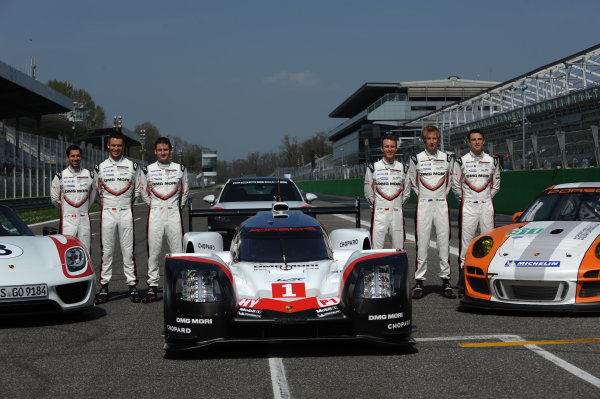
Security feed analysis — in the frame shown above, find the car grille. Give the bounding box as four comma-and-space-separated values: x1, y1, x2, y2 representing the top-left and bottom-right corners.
493, 280, 568, 301
467, 277, 490, 295
56, 281, 90, 304
580, 281, 600, 298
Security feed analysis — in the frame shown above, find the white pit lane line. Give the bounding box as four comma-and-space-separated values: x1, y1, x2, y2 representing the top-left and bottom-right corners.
269, 357, 291, 399
332, 213, 459, 256
418, 334, 600, 389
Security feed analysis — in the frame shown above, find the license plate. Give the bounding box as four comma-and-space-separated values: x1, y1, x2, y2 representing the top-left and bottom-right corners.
0, 284, 48, 300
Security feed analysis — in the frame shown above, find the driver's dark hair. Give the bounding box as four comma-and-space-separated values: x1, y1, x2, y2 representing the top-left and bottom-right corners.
154, 137, 172, 149
66, 144, 82, 157
381, 134, 398, 146
108, 131, 124, 143
467, 128, 485, 140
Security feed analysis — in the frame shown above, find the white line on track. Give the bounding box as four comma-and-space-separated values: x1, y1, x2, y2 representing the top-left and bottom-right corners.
499, 334, 600, 389
269, 357, 291, 399
332, 213, 459, 256
417, 335, 600, 389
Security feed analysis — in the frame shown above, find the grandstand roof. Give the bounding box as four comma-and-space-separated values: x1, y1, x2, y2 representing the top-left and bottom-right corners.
329, 78, 498, 118
0, 60, 72, 119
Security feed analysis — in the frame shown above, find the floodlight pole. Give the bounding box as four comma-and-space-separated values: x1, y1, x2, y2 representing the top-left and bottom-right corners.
513, 85, 528, 170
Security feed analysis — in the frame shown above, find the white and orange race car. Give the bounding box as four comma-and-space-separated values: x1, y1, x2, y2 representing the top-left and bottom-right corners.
460, 182, 600, 311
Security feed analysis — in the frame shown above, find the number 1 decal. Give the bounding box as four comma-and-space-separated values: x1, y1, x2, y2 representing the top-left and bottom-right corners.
272, 283, 306, 298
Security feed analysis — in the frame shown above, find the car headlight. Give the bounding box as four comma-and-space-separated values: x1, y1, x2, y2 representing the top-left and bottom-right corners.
596, 243, 600, 260
177, 269, 222, 302
65, 247, 86, 272
472, 236, 494, 258
357, 265, 394, 299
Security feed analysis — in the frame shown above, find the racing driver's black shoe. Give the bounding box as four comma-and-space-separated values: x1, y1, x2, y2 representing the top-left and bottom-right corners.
412, 281, 424, 299
142, 286, 158, 303
95, 284, 109, 305
128, 285, 141, 303
441, 279, 457, 299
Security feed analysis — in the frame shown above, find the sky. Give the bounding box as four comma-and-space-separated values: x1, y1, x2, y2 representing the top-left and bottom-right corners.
1, 0, 599, 161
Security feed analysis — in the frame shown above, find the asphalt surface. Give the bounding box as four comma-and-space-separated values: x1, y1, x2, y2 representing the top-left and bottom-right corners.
1, 191, 600, 398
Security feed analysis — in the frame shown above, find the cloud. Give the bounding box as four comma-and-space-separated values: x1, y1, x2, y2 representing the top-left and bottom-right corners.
263, 71, 318, 87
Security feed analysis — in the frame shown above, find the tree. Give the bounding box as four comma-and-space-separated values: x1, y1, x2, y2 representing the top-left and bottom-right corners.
279, 135, 300, 167
300, 131, 332, 161
132, 122, 161, 162
47, 80, 106, 129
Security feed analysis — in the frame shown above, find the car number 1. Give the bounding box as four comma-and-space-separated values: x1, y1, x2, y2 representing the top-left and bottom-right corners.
272, 283, 306, 298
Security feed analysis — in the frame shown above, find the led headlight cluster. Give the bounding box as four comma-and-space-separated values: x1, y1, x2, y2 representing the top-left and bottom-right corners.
595, 243, 600, 260
65, 247, 86, 272
472, 236, 494, 258
357, 265, 394, 299
178, 269, 222, 302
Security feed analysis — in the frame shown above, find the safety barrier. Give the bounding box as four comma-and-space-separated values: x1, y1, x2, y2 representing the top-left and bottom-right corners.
296, 167, 600, 215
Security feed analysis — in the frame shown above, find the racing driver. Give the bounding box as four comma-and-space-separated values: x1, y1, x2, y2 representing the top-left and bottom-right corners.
408, 125, 456, 299
94, 132, 141, 304
50, 144, 96, 252
364, 134, 410, 249
139, 137, 189, 303
452, 129, 500, 293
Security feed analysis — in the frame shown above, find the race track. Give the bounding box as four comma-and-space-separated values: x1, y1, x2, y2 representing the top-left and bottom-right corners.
1, 191, 599, 398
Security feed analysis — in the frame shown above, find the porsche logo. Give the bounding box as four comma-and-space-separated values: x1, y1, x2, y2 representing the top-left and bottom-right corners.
534, 253, 540, 257
8, 264, 14, 269
286, 305, 293, 311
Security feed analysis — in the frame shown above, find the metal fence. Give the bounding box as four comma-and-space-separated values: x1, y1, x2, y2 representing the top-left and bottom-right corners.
0, 124, 200, 199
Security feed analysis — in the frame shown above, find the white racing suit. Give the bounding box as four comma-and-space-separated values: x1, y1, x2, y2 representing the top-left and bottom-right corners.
95, 157, 139, 287
50, 167, 96, 252
451, 151, 500, 269
140, 161, 189, 287
408, 150, 454, 281
364, 159, 410, 249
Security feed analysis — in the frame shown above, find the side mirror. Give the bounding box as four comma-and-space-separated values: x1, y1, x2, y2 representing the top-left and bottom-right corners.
43, 226, 58, 236
305, 193, 318, 203
203, 194, 215, 205
512, 212, 523, 223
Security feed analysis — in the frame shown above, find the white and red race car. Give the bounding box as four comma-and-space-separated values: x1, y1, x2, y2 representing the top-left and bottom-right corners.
163, 201, 413, 352
461, 182, 600, 311
0, 205, 95, 314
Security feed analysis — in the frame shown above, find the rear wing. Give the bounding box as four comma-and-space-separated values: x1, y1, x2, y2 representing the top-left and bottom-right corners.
187, 195, 362, 232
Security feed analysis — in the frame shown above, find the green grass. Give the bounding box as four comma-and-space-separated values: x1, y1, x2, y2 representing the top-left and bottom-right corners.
17, 187, 215, 225
18, 203, 101, 225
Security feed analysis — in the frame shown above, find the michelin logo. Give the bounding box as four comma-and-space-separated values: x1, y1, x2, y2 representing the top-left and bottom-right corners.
505, 260, 560, 267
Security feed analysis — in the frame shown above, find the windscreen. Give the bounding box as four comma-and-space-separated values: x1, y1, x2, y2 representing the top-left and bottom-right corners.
0, 206, 34, 236
520, 189, 600, 222
220, 180, 302, 202
239, 226, 330, 262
